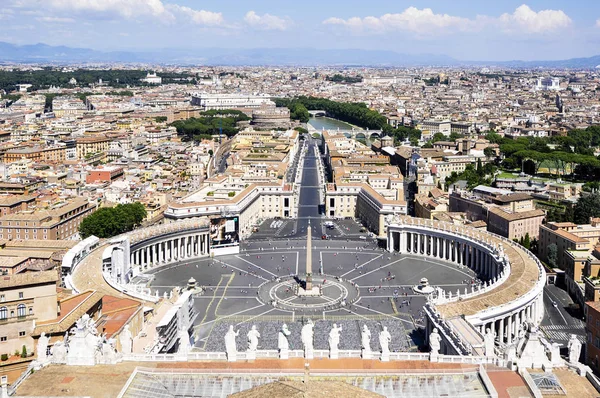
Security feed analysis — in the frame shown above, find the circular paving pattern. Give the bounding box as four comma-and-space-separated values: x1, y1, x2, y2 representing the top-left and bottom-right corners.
257, 275, 360, 313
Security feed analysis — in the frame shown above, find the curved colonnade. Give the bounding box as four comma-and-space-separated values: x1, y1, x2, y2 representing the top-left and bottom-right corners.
75, 214, 545, 358
102, 220, 211, 291
387, 216, 546, 355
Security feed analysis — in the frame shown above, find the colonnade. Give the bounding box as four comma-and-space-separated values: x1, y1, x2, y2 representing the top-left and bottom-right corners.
388, 230, 500, 278
130, 232, 210, 269
387, 227, 544, 346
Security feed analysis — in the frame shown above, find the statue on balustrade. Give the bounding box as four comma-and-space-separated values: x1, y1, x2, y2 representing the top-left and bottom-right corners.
278, 324, 291, 352
36, 332, 50, 363
568, 334, 582, 364
361, 325, 371, 358
328, 323, 342, 358
429, 328, 441, 355
484, 328, 495, 357
301, 319, 314, 358
224, 325, 239, 362
379, 326, 392, 360
247, 325, 260, 352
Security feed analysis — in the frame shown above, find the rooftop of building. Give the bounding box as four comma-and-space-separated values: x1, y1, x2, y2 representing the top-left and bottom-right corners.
487, 207, 545, 222
0, 269, 58, 289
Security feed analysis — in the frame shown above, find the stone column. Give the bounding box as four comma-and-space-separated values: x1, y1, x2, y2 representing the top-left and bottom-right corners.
506, 314, 512, 344
499, 318, 504, 343
388, 230, 395, 252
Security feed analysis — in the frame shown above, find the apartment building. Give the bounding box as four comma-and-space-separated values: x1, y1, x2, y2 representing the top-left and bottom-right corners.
0, 197, 95, 240
586, 301, 600, 371
76, 135, 111, 160
164, 177, 295, 239
539, 220, 600, 271
0, 271, 59, 358
487, 207, 545, 241
4, 146, 66, 163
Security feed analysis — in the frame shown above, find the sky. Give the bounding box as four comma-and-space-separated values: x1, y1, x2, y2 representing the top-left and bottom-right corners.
1, 0, 600, 61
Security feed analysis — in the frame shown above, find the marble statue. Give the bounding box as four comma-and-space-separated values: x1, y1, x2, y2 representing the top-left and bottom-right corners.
361, 325, 372, 358
66, 314, 102, 366
278, 324, 291, 359
429, 328, 441, 356
484, 328, 495, 357
516, 322, 528, 355
247, 325, 260, 352
568, 334, 582, 364
379, 326, 392, 362
51, 341, 67, 364
549, 342, 562, 365
301, 319, 314, 359
328, 323, 342, 359
119, 325, 133, 354
37, 332, 50, 362
224, 326, 239, 362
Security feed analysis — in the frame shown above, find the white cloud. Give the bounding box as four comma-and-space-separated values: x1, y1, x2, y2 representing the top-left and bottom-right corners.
323, 4, 571, 36
323, 7, 475, 34
595, 18, 600, 28
45, 0, 172, 19
498, 4, 571, 33
244, 11, 289, 31
167, 5, 224, 26
36, 16, 74, 23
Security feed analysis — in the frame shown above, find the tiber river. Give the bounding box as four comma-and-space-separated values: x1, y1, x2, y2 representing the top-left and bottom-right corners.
307, 116, 359, 131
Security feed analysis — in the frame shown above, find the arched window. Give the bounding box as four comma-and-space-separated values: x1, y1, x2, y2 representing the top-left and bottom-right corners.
17, 304, 26, 317
0, 307, 6, 320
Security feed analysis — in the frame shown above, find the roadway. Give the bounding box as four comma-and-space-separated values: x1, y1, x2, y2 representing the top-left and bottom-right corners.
295, 137, 322, 237
540, 285, 586, 346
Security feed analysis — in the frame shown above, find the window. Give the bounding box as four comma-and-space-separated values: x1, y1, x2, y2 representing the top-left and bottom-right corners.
17, 304, 26, 317
0, 337, 6, 342
0, 295, 3, 302
18, 292, 23, 299
19, 331, 25, 337
0, 307, 6, 320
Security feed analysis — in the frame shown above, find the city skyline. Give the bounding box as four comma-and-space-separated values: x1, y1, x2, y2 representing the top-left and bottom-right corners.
1, 0, 600, 61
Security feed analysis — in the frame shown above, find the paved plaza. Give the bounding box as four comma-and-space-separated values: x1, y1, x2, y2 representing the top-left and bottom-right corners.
146, 236, 479, 352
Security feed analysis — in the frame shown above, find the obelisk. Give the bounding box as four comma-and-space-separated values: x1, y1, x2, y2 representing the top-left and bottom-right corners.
306, 220, 312, 290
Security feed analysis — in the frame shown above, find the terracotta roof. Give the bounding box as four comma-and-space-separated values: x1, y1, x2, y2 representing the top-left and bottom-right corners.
493, 193, 533, 203
0, 269, 58, 289
34, 290, 104, 335
487, 207, 545, 222
96, 295, 142, 338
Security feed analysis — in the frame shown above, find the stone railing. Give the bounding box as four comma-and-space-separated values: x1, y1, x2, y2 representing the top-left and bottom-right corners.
102, 271, 159, 303
7, 362, 35, 395
424, 304, 472, 355
118, 350, 494, 364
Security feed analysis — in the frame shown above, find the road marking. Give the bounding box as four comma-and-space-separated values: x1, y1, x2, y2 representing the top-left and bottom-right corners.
349, 257, 405, 282
196, 275, 226, 328
340, 254, 383, 278
230, 256, 276, 278
213, 273, 235, 317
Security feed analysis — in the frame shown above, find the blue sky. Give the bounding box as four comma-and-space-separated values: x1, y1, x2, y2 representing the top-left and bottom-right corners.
1, 0, 599, 61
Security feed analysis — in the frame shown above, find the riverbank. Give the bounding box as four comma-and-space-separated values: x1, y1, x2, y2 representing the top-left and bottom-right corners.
307, 116, 364, 132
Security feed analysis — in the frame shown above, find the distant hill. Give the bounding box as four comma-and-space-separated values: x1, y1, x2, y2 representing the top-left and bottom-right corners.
0, 41, 598, 68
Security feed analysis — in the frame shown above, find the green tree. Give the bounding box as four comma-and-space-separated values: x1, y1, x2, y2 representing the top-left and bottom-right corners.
522, 233, 531, 250
483, 147, 496, 159
547, 243, 558, 268
79, 203, 147, 239
21, 345, 27, 358
432, 133, 446, 143
574, 192, 600, 224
